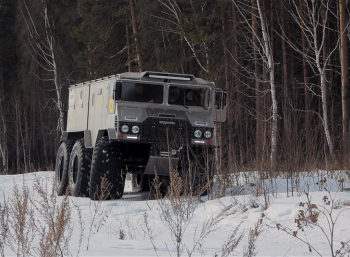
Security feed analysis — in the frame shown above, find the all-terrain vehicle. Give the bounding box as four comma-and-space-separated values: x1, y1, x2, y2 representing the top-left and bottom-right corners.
55, 71, 227, 199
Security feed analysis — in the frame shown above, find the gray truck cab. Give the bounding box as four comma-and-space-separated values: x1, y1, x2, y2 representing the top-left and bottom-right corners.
55, 71, 227, 199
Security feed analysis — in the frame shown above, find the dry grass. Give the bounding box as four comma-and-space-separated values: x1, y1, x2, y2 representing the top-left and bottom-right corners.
149, 167, 246, 257
0, 176, 75, 257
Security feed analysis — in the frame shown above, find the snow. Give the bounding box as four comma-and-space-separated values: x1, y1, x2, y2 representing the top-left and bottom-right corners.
0, 171, 349, 256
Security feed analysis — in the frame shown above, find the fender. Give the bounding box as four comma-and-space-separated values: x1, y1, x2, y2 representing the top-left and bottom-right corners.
61, 130, 92, 148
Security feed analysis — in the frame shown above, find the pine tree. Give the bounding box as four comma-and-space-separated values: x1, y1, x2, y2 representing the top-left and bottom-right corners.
73, 0, 129, 80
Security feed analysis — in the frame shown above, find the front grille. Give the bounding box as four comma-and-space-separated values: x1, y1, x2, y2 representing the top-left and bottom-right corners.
141, 117, 191, 145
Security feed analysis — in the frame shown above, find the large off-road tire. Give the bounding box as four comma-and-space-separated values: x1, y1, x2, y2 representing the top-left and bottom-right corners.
89, 137, 124, 200
55, 140, 74, 196
131, 174, 151, 192
68, 139, 92, 197
179, 148, 214, 196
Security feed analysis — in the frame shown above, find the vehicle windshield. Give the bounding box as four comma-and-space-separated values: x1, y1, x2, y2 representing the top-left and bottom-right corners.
117, 82, 163, 103
168, 86, 204, 107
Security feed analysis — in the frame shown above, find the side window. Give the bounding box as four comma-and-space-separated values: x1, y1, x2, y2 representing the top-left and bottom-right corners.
115, 82, 122, 100
214, 89, 228, 122
215, 91, 222, 109
215, 90, 228, 110
222, 92, 227, 107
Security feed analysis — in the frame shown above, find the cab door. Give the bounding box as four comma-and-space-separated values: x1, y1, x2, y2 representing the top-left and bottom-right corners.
214, 89, 228, 122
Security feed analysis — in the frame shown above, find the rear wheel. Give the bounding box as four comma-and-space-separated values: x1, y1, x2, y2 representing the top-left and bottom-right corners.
55, 140, 74, 196
89, 137, 124, 200
69, 139, 92, 197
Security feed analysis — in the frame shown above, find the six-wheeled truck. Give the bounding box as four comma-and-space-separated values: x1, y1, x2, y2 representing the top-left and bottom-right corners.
55, 71, 227, 199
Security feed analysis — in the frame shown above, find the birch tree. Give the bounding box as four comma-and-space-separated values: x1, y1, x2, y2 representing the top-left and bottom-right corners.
20, 0, 65, 132
285, 0, 337, 158
234, 0, 278, 173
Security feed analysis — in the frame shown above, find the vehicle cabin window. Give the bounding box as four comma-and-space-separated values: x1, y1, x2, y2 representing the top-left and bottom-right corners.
168, 86, 204, 107
215, 91, 227, 110
119, 82, 163, 103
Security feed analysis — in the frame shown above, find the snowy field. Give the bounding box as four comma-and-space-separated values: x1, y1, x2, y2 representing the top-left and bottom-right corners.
0, 171, 350, 256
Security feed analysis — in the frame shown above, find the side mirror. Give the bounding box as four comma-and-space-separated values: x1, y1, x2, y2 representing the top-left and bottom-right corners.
214, 89, 227, 122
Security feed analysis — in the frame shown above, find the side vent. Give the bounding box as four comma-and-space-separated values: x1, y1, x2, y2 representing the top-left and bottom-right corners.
159, 113, 176, 118
125, 116, 137, 121
115, 116, 118, 130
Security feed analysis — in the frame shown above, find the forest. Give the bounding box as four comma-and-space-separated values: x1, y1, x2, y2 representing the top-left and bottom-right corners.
0, 0, 350, 174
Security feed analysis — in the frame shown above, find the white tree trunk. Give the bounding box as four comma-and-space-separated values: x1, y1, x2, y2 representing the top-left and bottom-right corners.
22, 1, 65, 132
310, 0, 334, 156
257, 0, 278, 173
43, 6, 65, 132
319, 72, 334, 155
287, 0, 335, 157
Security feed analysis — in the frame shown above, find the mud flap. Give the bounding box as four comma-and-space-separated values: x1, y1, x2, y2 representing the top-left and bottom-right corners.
144, 156, 179, 176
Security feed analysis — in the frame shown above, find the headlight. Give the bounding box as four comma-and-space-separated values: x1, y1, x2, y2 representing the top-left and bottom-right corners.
121, 125, 129, 133
204, 130, 212, 139
131, 125, 140, 134
194, 129, 202, 138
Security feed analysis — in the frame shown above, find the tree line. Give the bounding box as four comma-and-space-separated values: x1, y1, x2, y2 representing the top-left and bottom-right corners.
0, 0, 350, 174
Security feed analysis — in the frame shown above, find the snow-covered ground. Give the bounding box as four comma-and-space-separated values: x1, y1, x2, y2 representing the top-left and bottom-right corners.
0, 171, 350, 256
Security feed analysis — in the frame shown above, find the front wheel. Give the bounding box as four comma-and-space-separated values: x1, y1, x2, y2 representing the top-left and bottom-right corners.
55, 140, 74, 196
89, 137, 124, 200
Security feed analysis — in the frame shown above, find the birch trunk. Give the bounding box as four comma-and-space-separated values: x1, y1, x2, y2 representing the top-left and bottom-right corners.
47, 12, 65, 133
252, 0, 264, 164
312, 1, 334, 157
290, 0, 334, 157
22, 1, 65, 132
257, 0, 277, 173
